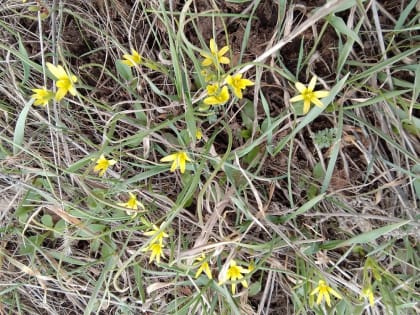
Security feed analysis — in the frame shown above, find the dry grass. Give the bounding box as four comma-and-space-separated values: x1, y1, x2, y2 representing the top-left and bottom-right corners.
0, 0, 419, 314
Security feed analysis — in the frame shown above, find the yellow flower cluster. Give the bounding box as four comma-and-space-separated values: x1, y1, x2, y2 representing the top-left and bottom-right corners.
142, 223, 169, 264
193, 255, 253, 294
31, 63, 78, 106
200, 38, 254, 107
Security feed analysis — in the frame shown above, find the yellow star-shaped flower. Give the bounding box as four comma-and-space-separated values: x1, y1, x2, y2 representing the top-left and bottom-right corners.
46, 63, 78, 101
194, 254, 212, 279
122, 49, 142, 67
203, 85, 230, 106
160, 151, 191, 174
142, 242, 165, 264
290, 76, 329, 114
226, 74, 254, 99
195, 129, 203, 141
31, 87, 54, 106
93, 154, 117, 177
310, 280, 342, 307
118, 192, 145, 216
144, 222, 169, 245
219, 260, 250, 294
200, 38, 230, 67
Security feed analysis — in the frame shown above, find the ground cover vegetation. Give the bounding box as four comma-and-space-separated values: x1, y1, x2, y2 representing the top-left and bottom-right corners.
0, 0, 419, 314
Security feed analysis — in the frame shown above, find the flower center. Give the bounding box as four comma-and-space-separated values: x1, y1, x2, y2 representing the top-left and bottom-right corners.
302, 89, 313, 101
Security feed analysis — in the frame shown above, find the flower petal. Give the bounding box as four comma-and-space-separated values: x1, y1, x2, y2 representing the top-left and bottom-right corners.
203, 96, 219, 105
311, 97, 324, 108
328, 287, 342, 299
316, 291, 323, 305
160, 153, 177, 162
219, 56, 230, 64
218, 45, 229, 56
290, 95, 304, 102
303, 100, 311, 114
209, 38, 217, 54
324, 291, 331, 307
240, 78, 254, 87
47, 63, 66, 79
201, 58, 213, 67
55, 88, 66, 101
313, 90, 329, 98
179, 158, 186, 174
308, 76, 317, 91
295, 81, 306, 93
169, 160, 178, 172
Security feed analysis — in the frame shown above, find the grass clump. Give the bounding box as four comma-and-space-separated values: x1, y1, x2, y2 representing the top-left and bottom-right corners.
0, 0, 419, 314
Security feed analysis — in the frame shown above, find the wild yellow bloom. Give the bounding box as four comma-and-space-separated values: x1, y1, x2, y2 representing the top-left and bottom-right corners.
143, 242, 165, 264
93, 154, 117, 177
118, 192, 145, 216
160, 151, 191, 174
290, 76, 329, 114
31, 88, 54, 106
144, 223, 169, 245
201, 38, 230, 67
206, 83, 219, 96
226, 74, 254, 99
219, 260, 250, 294
203, 86, 229, 106
122, 49, 142, 67
46, 63, 78, 101
194, 254, 212, 279
310, 280, 342, 307
360, 285, 375, 307
195, 129, 203, 140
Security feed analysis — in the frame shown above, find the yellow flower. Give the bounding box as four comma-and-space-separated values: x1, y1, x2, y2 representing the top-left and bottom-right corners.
219, 260, 250, 294
200, 38, 230, 67
195, 129, 203, 140
160, 151, 191, 174
226, 74, 254, 99
122, 49, 142, 67
46, 63, 78, 101
144, 222, 169, 245
203, 86, 229, 106
93, 154, 117, 177
143, 242, 165, 264
206, 83, 219, 96
194, 254, 212, 279
118, 192, 145, 216
31, 88, 54, 106
310, 280, 342, 307
290, 76, 329, 114
360, 285, 375, 307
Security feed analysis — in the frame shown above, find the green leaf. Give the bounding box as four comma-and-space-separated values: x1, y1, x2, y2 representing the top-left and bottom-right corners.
41, 214, 53, 228
321, 220, 411, 250
18, 35, 31, 85
328, 15, 362, 46
280, 193, 326, 223
248, 281, 261, 297
115, 60, 133, 81
13, 99, 33, 155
